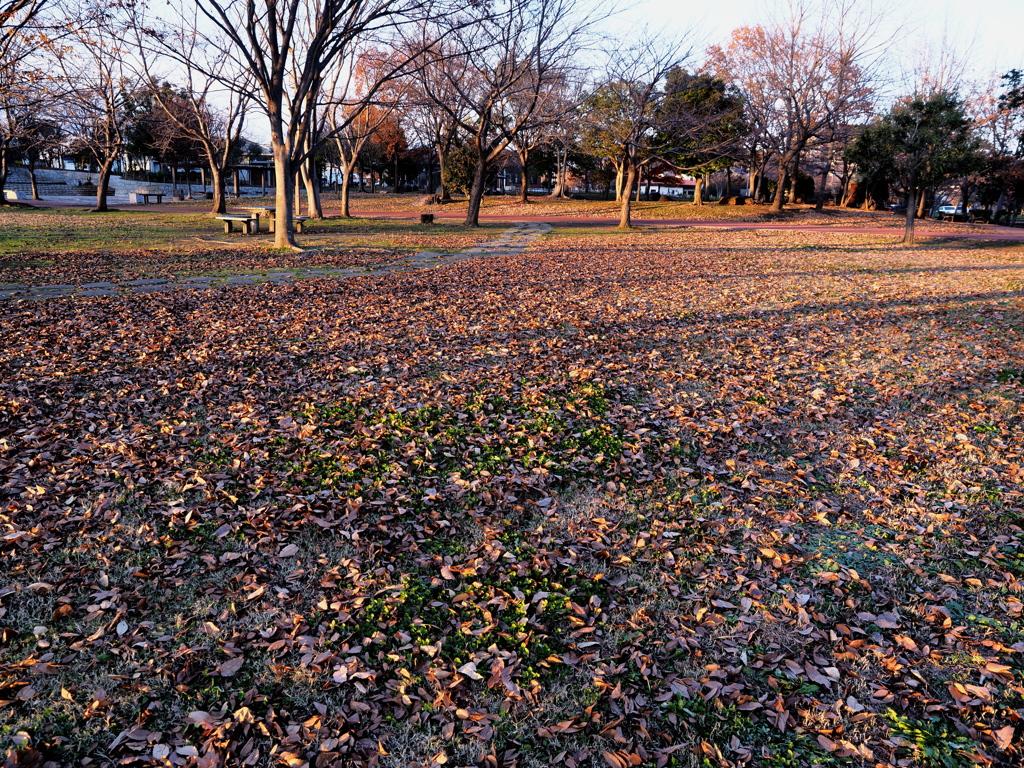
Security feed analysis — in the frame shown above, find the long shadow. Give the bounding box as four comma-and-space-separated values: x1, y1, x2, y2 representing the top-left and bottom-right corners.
543, 236, 1024, 256
601, 288, 1024, 329
515, 255, 1024, 285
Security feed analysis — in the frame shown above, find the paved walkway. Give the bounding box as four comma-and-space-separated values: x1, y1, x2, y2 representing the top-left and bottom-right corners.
0, 222, 552, 301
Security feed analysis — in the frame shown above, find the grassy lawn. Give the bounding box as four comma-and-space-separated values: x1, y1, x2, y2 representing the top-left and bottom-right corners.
2, 226, 1024, 767
313, 192, 1000, 230
0, 208, 505, 286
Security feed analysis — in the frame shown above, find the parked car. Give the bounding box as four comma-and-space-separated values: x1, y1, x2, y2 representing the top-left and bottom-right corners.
935, 204, 962, 217
889, 202, 907, 213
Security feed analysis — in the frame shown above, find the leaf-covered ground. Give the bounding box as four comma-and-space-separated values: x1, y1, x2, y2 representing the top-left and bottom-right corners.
2, 228, 1024, 768
0, 247, 406, 288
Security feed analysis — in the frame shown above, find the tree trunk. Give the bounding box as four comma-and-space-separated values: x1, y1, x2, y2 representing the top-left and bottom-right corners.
465, 151, 488, 227
93, 158, 115, 212
185, 164, 192, 197
619, 162, 637, 228
302, 158, 322, 218
771, 163, 788, 212
518, 148, 529, 203
437, 146, 451, 200
210, 165, 227, 215
904, 182, 917, 245
340, 162, 353, 218
312, 165, 322, 217
916, 188, 927, 218
992, 188, 1006, 224
28, 158, 40, 199
233, 169, 240, 198
270, 138, 297, 248
171, 166, 177, 197
693, 176, 704, 206
393, 153, 399, 193
0, 144, 10, 205
550, 148, 560, 197
614, 164, 624, 201
551, 147, 568, 198
814, 156, 832, 212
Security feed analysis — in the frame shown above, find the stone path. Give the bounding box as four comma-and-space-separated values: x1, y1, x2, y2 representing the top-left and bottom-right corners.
0, 222, 552, 301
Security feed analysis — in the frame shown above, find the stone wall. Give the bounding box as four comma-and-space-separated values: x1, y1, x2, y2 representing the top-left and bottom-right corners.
4, 166, 270, 197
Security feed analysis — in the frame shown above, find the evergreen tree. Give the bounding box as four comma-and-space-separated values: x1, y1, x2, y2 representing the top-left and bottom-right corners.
846, 92, 982, 244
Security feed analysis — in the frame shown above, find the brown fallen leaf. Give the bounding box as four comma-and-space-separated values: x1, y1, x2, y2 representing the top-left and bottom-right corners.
991, 725, 1015, 751
218, 657, 245, 677
874, 612, 901, 629
817, 734, 839, 752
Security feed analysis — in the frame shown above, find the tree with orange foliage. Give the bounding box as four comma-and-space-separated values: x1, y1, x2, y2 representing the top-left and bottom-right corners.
707, 0, 881, 211
324, 48, 410, 217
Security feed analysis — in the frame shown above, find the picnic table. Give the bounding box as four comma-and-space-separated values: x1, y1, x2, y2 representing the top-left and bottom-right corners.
239, 206, 310, 233
242, 206, 275, 233
129, 192, 164, 205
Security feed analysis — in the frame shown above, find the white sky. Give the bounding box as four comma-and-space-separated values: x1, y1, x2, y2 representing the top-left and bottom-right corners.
239, 0, 1024, 145
618, 0, 1024, 84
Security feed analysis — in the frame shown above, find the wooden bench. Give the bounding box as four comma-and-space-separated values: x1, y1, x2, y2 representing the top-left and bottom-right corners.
216, 215, 257, 234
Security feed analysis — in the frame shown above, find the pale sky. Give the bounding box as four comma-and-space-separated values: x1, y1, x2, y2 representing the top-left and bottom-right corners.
620, 0, 1024, 87
240, 0, 1024, 146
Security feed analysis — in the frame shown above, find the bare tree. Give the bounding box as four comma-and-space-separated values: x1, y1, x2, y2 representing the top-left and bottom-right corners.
179, 0, 439, 248
416, 0, 601, 226
15, 114, 60, 198
0, 0, 49, 201
510, 122, 544, 203
508, 79, 576, 202
135, 7, 253, 215
584, 35, 700, 228
0, 0, 45, 65
404, 43, 465, 200
708, 0, 885, 211
51, 10, 139, 212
